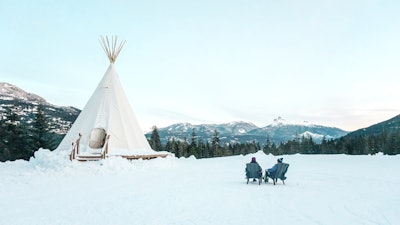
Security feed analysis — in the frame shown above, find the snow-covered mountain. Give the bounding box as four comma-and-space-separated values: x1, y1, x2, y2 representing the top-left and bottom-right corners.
146, 118, 348, 145
249, 118, 348, 144
151, 121, 260, 143
347, 114, 400, 137
0, 82, 47, 103
0, 82, 80, 135
164, 121, 258, 135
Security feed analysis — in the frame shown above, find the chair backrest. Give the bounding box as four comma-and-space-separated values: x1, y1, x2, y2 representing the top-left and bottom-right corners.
246, 163, 262, 178
89, 128, 107, 149
276, 163, 289, 180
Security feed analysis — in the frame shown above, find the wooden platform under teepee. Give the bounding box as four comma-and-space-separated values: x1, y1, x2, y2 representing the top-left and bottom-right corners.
121, 154, 169, 160
75, 154, 169, 162
70, 133, 169, 162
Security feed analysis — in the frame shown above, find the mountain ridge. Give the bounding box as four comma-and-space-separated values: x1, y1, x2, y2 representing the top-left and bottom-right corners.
0, 82, 80, 135
345, 114, 400, 137
146, 119, 348, 145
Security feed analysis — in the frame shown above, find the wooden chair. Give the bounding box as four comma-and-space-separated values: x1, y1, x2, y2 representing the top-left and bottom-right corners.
70, 128, 110, 161
264, 163, 289, 185
245, 163, 263, 185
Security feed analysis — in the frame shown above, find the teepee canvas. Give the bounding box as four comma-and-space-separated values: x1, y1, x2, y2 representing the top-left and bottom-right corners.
56, 36, 158, 159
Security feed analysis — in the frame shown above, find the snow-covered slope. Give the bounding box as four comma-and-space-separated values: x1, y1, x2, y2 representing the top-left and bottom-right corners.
0, 82, 46, 103
0, 82, 80, 134
1, 150, 399, 225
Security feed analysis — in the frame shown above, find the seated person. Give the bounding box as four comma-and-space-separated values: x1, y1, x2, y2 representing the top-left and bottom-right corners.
266, 157, 283, 178
248, 157, 262, 182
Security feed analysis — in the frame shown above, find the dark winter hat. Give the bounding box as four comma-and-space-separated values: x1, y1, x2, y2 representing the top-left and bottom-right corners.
277, 158, 283, 163
251, 157, 256, 162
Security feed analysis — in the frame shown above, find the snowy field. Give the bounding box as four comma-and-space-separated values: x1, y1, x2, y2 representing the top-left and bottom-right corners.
1, 150, 399, 225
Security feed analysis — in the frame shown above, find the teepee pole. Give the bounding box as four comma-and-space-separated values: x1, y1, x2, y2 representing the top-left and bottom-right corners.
100, 35, 126, 64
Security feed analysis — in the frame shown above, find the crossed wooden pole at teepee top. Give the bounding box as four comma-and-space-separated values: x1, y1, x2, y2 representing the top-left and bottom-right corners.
99, 35, 126, 64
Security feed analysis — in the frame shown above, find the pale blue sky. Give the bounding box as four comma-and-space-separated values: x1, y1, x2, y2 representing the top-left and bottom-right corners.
1, 0, 400, 132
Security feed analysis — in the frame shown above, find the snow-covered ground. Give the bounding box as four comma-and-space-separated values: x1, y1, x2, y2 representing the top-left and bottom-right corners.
1, 150, 399, 225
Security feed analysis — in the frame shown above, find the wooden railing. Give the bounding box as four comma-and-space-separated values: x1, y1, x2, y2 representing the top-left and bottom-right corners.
101, 135, 110, 159
69, 133, 82, 161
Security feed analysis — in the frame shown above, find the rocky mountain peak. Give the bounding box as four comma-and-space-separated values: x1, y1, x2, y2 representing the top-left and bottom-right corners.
0, 82, 46, 103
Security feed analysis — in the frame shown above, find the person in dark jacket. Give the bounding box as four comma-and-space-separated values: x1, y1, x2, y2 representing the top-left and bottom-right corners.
266, 158, 283, 177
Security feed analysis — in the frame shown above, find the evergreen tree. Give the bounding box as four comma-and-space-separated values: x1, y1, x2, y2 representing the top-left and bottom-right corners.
179, 138, 189, 157
29, 105, 57, 151
300, 136, 315, 154
275, 142, 286, 155
384, 132, 397, 155
169, 138, 175, 156
0, 117, 8, 161
256, 142, 261, 151
172, 138, 180, 157
222, 143, 232, 156
247, 141, 257, 154
320, 136, 329, 154
165, 139, 172, 152
203, 142, 211, 158
290, 136, 300, 154
266, 140, 275, 155
150, 126, 163, 151
211, 130, 222, 157
367, 136, 378, 155
188, 129, 198, 157
1, 106, 29, 161
196, 138, 205, 159
270, 142, 277, 155
231, 143, 241, 155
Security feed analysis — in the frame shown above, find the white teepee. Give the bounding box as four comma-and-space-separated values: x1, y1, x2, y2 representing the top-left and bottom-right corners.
56, 36, 156, 157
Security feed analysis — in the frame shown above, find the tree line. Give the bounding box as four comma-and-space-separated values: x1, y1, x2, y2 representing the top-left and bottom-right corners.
0, 104, 58, 162
263, 131, 400, 155
2, 114, 399, 162
149, 126, 400, 158
148, 126, 261, 158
